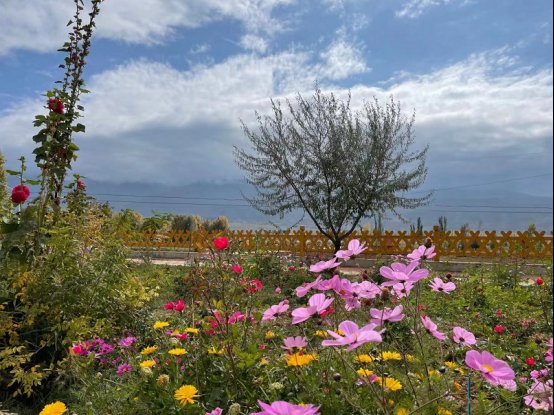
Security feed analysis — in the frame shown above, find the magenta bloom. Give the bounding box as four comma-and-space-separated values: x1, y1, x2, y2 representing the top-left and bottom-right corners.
370, 305, 405, 326
524, 380, 553, 411
407, 245, 436, 261
465, 350, 515, 386
164, 301, 175, 310
322, 320, 382, 351
309, 258, 340, 273
174, 299, 185, 312
380, 261, 429, 287
205, 408, 223, 415
262, 300, 290, 321
116, 363, 133, 376
291, 293, 334, 324
335, 239, 367, 260
452, 327, 476, 347
71, 341, 90, 356
295, 276, 323, 298
392, 281, 415, 299
429, 277, 456, 294
282, 336, 308, 351
421, 315, 447, 341
118, 336, 137, 348
546, 338, 553, 363
251, 400, 321, 415
232, 264, 243, 274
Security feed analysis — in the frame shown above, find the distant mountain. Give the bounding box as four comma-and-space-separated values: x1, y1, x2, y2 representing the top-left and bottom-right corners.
81, 180, 553, 232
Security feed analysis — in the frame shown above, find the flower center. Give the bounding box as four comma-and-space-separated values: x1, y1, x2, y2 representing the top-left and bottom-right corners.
482, 364, 494, 373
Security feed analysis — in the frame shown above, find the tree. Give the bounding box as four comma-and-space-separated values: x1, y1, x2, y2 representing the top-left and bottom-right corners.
234, 87, 431, 252
0, 151, 11, 217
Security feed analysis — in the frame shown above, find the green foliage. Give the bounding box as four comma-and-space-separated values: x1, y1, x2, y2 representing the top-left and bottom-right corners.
410, 217, 423, 235
141, 212, 172, 232
202, 216, 230, 232
438, 216, 448, 232
0, 151, 11, 218
171, 214, 202, 232
114, 208, 143, 231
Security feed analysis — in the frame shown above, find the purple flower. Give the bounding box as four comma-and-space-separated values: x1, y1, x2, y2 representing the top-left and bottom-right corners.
95, 343, 114, 357
291, 293, 334, 325
335, 239, 367, 260
380, 261, 429, 287
452, 327, 476, 347
282, 336, 308, 351
116, 363, 133, 377
429, 277, 456, 294
322, 320, 382, 351
251, 400, 321, 415
309, 258, 341, 273
421, 315, 447, 341
118, 336, 137, 348
464, 350, 515, 386
407, 245, 436, 261
262, 300, 290, 321
370, 305, 405, 326
205, 409, 223, 415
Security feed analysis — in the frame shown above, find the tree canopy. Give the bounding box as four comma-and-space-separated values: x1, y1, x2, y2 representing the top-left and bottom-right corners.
234, 87, 431, 251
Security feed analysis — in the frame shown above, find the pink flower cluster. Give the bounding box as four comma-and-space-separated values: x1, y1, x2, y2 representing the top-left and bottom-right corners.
251, 401, 320, 415
164, 299, 186, 312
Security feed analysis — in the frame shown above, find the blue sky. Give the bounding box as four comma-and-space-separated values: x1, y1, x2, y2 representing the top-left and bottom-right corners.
0, 0, 552, 226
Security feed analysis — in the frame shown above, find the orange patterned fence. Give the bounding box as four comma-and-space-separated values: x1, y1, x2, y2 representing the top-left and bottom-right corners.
122, 226, 553, 260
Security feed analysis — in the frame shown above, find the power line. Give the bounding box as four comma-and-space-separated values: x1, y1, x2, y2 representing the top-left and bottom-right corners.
426, 209, 552, 214
432, 204, 553, 210
92, 193, 246, 201
97, 199, 251, 207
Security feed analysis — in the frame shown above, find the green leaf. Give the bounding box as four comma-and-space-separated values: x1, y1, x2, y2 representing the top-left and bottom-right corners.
24, 179, 41, 186
73, 123, 86, 133
68, 143, 80, 151
5, 169, 20, 176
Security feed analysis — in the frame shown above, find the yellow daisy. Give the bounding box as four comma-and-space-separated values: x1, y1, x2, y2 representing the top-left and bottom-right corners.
356, 368, 374, 378
153, 321, 170, 329
168, 348, 187, 356
207, 346, 224, 355
174, 385, 200, 406
376, 376, 403, 392
315, 330, 328, 337
355, 354, 375, 364
380, 351, 402, 361
139, 360, 156, 369
396, 408, 409, 415
140, 346, 158, 355
405, 354, 417, 362
184, 327, 200, 334
39, 402, 67, 415
444, 361, 458, 369
285, 352, 318, 367
265, 330, 276, 339
437, 408, 452, 415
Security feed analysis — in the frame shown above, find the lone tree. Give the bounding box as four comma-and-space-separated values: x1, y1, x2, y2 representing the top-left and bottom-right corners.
234, 87, 431, 252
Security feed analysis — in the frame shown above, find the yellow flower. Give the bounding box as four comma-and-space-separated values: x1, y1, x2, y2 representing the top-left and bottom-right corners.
168, 348, 187, 356
376, 377, 403, 392
444, 361, 458, 369
265, 330, 276, 339
140, 360, 156, 368
355, 354, 375, 364
207, 346, 224, 355
405, 354, 417, 362
174, 385, 199, 406
315, 330, 328, 337
337, 329, 345, 336
153, 321, 170, 329
428, 369, 441, 379
259, 357, 270, 366
140, 346, 158, 355
379, 351, 402, 361
39, 402, 67, 415
437, 408, 452, 415
285, 352, 318, 367
356, 368, 374, 378
396, 408, 409, 415
453, 381, 462, 393
185, 327, 199, 334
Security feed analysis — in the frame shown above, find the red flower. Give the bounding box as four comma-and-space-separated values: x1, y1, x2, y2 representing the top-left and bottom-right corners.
496, 309, 503, 317
232, 264, 243, 274
77, 180, 86, 190
536, 278, 544, 285
288, 266, 296, 272
494, 325, 505, 333
213, 237, 229, 250
417, 305, 425, 311
319, 306, 334, 317
526, 357, 536, 366
11, 185, 30, 204
174, 299, 185, 312
240, 279, 262, 294
164, 301, 175, 310
47, 98, 65, 114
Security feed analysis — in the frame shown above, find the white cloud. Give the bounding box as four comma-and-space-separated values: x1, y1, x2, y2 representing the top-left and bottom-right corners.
0, 0, 296, 55
318, 39, 369, 80
240, 34, 269, 53
0, 48, 551, 186
396, 0, 469, 19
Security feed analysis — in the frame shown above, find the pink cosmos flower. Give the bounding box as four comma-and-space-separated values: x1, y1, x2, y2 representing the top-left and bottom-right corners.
546, 338, 553, 363
335, 239, 367, 260
370, 305, 405, 326
407, 245, 436, 261
309, 258, 341, 273
380, 261, 429, 287
524, 380, 553, 411
116, 363, 133, 376
530, 369, 550, 380
295, 276, 323, 298
291, 293, 334, 324
452, 327, 476, 347
322, 320, 382, 351
465, 350, 515, 386
282, 336, 308, 351
262, 300, 290, 321
251, 401, 321, 415
205, 408, 223, 415
429, 277, 456, 294
340, 281, 381, 311
228, 311, 246, 324
392, 281, 415, 299
421, 315, 447, 341
232, 264, 243, 274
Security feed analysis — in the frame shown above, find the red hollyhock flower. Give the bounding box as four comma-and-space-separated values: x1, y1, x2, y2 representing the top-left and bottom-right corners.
494, 325, 506, 333
213, 236, 229, 250
232, 264, 243, 274
536, 278, 544, 285
526, 357, 536, 366
11, 185, 30, 204
47, 98, 65, 114
77, 180, 86, 190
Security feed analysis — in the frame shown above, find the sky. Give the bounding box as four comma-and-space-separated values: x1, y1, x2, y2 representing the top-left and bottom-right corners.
0, 0, 552, 227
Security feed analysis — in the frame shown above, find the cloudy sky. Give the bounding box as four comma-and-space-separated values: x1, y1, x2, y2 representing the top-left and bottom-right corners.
0, 0, 552, 226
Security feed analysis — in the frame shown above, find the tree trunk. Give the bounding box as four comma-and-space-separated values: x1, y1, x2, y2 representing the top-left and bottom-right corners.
333, 238, 342, 254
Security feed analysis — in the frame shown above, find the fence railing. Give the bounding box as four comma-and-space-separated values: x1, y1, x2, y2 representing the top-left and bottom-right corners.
122, 226, 553, 260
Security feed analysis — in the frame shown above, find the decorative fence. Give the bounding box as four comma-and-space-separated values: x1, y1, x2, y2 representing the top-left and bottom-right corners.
122, 226, 553, 260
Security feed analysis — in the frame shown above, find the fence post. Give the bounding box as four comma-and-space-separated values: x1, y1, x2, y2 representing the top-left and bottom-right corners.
299, 226, 306, 257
